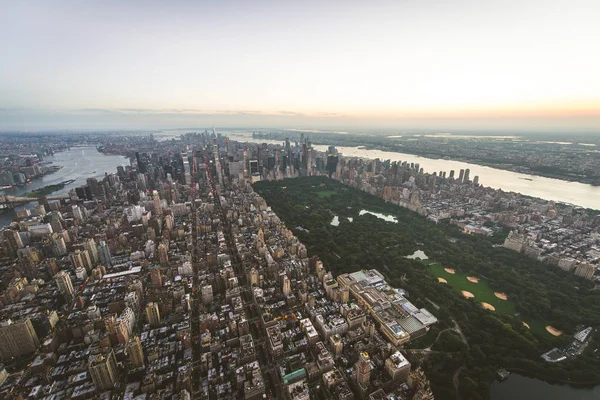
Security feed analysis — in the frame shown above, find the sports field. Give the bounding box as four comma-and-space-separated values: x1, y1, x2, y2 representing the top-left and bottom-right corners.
428, 262, 516, 315
427, 261, 552, 336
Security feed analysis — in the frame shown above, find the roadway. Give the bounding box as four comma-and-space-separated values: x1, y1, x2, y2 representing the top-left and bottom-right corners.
204, 150, 280, 399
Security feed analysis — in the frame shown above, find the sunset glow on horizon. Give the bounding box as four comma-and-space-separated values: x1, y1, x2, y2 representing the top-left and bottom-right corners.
1, 0, 599, 131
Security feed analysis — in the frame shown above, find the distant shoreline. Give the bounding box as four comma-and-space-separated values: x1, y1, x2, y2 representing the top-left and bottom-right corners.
251, 132, 600, 186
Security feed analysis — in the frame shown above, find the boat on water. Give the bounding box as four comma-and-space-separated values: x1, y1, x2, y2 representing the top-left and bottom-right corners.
519, 177, 533, 181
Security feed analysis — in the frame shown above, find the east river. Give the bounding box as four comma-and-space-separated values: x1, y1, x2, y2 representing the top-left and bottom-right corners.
0, 146, 128, 226
223, 132, 600, 210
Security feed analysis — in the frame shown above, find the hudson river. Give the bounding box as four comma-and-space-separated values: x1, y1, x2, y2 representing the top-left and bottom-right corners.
223, 132, 600, 210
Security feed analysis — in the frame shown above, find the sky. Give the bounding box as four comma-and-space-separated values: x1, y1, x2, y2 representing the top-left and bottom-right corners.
1, 0, 599, 132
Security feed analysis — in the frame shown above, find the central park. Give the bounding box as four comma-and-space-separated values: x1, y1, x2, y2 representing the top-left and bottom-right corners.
253, 176, 600, 400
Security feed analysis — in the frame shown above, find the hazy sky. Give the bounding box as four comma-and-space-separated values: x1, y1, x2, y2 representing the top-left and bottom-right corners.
1, 0, 599, 131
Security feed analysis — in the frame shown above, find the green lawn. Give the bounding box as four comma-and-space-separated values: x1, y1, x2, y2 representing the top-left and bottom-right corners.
522, 318, 552, 337
429, 262, 552, 337
315, 190, 337, 198
428, 262, 516, 315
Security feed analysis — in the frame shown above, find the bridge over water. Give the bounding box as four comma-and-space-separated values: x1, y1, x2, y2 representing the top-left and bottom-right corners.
0, 194, 70, 209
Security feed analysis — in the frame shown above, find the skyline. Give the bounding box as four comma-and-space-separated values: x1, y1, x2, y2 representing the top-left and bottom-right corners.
1, 0, 599, 131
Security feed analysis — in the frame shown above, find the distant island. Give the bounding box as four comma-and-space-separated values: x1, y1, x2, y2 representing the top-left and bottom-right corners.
25, 180, 75, 198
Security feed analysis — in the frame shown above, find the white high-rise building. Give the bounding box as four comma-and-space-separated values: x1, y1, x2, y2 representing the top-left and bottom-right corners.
124, 205, 145, 223
153, 190, 162, 216
283, 275, 291, 296
72, 205, 85, 222
84, 238, 99, 265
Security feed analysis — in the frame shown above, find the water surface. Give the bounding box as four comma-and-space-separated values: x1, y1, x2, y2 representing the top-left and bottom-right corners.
0, 147, 127, 226
222, 132, 600, 210
359, 209, 398, 223
406, 250, 428, 260
491, 374, 600, 400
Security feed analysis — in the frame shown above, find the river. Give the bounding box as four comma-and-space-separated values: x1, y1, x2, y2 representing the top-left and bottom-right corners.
220, 131, 600, 210
491, 374, 600, 400
0, 146, 128, 226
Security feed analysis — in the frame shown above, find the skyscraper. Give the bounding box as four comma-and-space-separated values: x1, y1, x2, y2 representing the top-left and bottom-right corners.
84, 238, 99, 265
458, 169, 465, 183
72, 205, 85, 222
3, 229, 23, 255
385, 351, 411, 382
70, 249, 93, 272
249, 160, 259, 175
98, 240, 112, 266
55, 270, 74, 298
0, 318, 40, 361
50, 233, 67, 257
149, 265, 163, 287
355, 351, 371, 389
574, 262, 595, 280
127, 336, 145, 368
157, 243, 169, 266
145, 302, 161, 327
202, 285, 213, 305
89, 348, 119, 390
152, 190, 162, 216
285, 138, 291, 168
302, 143, 308, 172
464, 168, 470, 183
87, 177, 101, 199
135, 152, 147, 174
283, 275, 291, 296
250, 268, 259, 286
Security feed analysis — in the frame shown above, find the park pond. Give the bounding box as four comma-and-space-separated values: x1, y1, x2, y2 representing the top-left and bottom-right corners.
406, 249, 428, 260
330, 209, 397, 226
491, 374, 600, 400
358, 209, 398, 223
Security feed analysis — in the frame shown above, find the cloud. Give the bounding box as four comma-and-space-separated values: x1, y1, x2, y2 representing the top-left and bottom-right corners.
72, 108, 314, 117
2, 107, 599, 133
74, 108, 123, 115
277, 110, 305, 117
317, 112, 346, 117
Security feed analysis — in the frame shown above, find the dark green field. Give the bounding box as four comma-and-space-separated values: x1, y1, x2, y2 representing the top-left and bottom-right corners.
254, 177, 600, 399
315, 189, 336, 198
